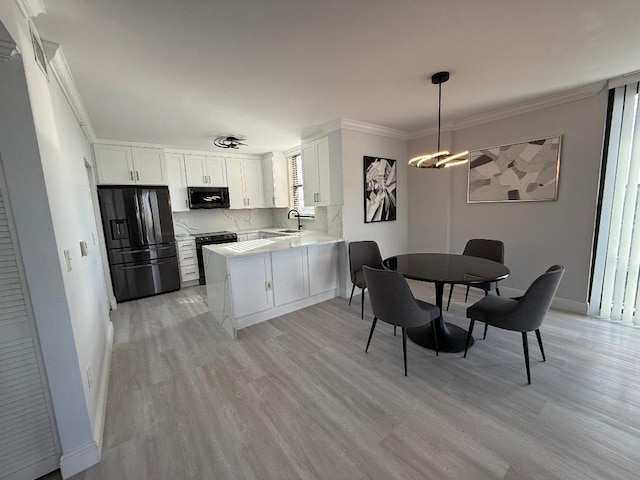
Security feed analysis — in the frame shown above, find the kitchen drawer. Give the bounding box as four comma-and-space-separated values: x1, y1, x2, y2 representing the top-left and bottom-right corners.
177, 239, 196, 251
180, 264, 199, 282
178, 248, 197, 266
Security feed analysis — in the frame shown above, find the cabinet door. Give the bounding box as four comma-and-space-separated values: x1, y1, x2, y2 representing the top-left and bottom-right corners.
184, 155, 208, 187
263, 152, 289, 208
308, 243, 338, 296
229, 255, 273, 317
204, 156, 227, 186
166, 153, 189, 212
272, 248, 308, 306
262, 156, 275, 207
226, 158, 245, 209
132, 147, 167, 185
315, 137, 331, 206
94, 144, 135, 185
301, 142, 319, 205
243, 158, 265, 208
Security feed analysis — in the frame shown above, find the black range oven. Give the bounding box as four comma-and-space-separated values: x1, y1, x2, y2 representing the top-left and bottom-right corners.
195, 231, 237, 285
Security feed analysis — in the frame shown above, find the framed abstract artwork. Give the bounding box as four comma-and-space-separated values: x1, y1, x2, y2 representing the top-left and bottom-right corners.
467, 135, 561, 203
364, 156, 396, 223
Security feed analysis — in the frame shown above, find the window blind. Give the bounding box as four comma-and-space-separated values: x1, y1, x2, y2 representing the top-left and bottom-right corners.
590, 82, 640, 325
290, 154, 314, 217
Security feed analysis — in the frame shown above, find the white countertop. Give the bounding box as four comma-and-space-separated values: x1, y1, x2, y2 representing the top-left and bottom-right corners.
203, 231, 343, 258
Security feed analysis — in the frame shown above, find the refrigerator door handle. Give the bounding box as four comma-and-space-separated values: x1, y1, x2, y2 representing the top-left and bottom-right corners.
118, 258, 176, 270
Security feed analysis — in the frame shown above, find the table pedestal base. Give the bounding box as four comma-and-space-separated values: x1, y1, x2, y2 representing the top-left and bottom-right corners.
407, 322, 474, 353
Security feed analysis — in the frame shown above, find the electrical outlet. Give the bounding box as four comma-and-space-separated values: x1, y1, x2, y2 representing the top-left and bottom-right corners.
86, 365, 93, 389
64, 249, 72, 272
265, 281, 272, 291
80, 240, 89, 257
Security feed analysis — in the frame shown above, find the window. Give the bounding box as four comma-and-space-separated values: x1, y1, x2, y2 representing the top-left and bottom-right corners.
290, 153, 315, 217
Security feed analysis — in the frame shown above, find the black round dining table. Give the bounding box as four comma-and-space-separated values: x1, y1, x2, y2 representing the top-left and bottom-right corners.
383, 253, 510, 353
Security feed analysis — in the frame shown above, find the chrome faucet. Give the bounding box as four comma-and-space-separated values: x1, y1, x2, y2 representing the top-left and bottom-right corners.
287, 209, 312, 230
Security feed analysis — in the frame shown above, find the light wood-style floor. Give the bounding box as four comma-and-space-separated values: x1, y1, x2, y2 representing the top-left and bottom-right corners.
65, 283, 640, 480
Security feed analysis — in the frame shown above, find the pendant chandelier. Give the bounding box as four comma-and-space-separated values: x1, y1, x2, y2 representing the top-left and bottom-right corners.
408, 71, 469, 169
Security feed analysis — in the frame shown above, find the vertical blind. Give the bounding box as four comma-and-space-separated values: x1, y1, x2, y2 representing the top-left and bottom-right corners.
590, 82, 640, 325
290, 154, 314, 217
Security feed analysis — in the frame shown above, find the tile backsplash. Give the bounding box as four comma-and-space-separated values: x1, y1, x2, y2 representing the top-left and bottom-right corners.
173, 207, 337, 235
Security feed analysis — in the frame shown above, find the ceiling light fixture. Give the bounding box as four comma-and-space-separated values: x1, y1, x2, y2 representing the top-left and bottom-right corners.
213, 135, 247, 149
408, 71, 469, 169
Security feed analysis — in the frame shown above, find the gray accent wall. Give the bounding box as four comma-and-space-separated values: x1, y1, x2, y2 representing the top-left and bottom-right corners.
408, 90, 608, 308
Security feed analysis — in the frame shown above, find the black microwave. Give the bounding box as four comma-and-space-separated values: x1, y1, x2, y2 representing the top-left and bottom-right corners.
188, 187, 230, 209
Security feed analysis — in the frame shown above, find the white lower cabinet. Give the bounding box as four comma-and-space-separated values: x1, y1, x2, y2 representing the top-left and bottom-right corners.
177, 238, 198, 283
230, 254, 274, 317
308, 243, 339, 296
271, 248, 308, 306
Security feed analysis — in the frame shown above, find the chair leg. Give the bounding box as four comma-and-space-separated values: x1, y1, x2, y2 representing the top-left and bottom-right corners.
394, 326, 396, 336
483, 323, 489, 339
365, 317, 378, 352
522, 332, 531, 384
446, 284, 453, 311
535, 329, 546, 361
349, 283, 356, 305
465, 285, 470, 302
402, 327, 408, 376
432, 320, 439, 356
496, 287, 501, 296
361, 287, 365, 319
464, 319, 475, 358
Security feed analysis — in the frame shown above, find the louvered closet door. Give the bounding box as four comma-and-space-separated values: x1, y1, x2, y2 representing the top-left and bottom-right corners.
0, 175, 60, 478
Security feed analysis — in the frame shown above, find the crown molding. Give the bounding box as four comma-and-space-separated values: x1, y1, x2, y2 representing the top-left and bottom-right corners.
44, 41, 97, 142
409, 81, 607, 139
338, 118, 409, 140
14, 0, 46, 19
304, 117, 409, 143
609, 71, 640, 89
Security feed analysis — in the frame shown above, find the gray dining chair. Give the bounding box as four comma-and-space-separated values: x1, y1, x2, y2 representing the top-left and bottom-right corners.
363, 266, 440, 376
348, 241, 384, 319
447, 239, 504, 338
464, 265, 564, 384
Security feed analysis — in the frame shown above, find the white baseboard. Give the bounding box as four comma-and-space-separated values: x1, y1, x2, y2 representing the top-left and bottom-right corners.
60, 441, 100, 479
60, 321, 113, 479
94, 321, 113, 451
499, 286, 587, 315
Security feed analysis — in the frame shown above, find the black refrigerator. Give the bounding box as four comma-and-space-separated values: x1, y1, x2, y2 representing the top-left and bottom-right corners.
98, 186, 180, 302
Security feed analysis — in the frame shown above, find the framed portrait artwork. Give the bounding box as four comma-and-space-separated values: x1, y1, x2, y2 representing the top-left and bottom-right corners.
364, 156, 397, 223
467, 135, 561, 202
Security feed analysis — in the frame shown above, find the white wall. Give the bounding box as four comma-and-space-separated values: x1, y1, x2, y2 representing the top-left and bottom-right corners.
341, 127, 409, 294
0, 3, 112, 477
408, 91, 608, 309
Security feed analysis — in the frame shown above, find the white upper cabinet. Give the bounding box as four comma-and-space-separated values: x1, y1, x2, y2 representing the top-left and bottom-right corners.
94, 144, 167, 185
263, 151, 290, 208
226, 157, 265, 209
165, 153, 189, 212
301, 135, 341, 206
184, 154, 227, 187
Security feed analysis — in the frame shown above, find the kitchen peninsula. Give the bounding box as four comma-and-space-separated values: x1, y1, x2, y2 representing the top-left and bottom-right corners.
204, 232, 344, 339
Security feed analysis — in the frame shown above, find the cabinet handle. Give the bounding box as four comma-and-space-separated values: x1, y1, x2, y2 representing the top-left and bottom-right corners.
185, 199, 189, 208
316, 192, 320, 202
203, 175, 207, 184
183, 256, 194, 260
272, 196, 275, 206
136, 171, 140, 181
185, 270, 196, 275
129, 171, 134, 181
208, 175, 211, 184
247, 198, 250, 206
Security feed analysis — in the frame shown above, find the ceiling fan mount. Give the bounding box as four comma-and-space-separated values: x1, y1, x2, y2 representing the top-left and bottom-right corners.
213, 135, 247, 149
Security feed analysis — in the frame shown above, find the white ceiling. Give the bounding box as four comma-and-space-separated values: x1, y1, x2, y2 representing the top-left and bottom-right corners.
35, 0, 640, 155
